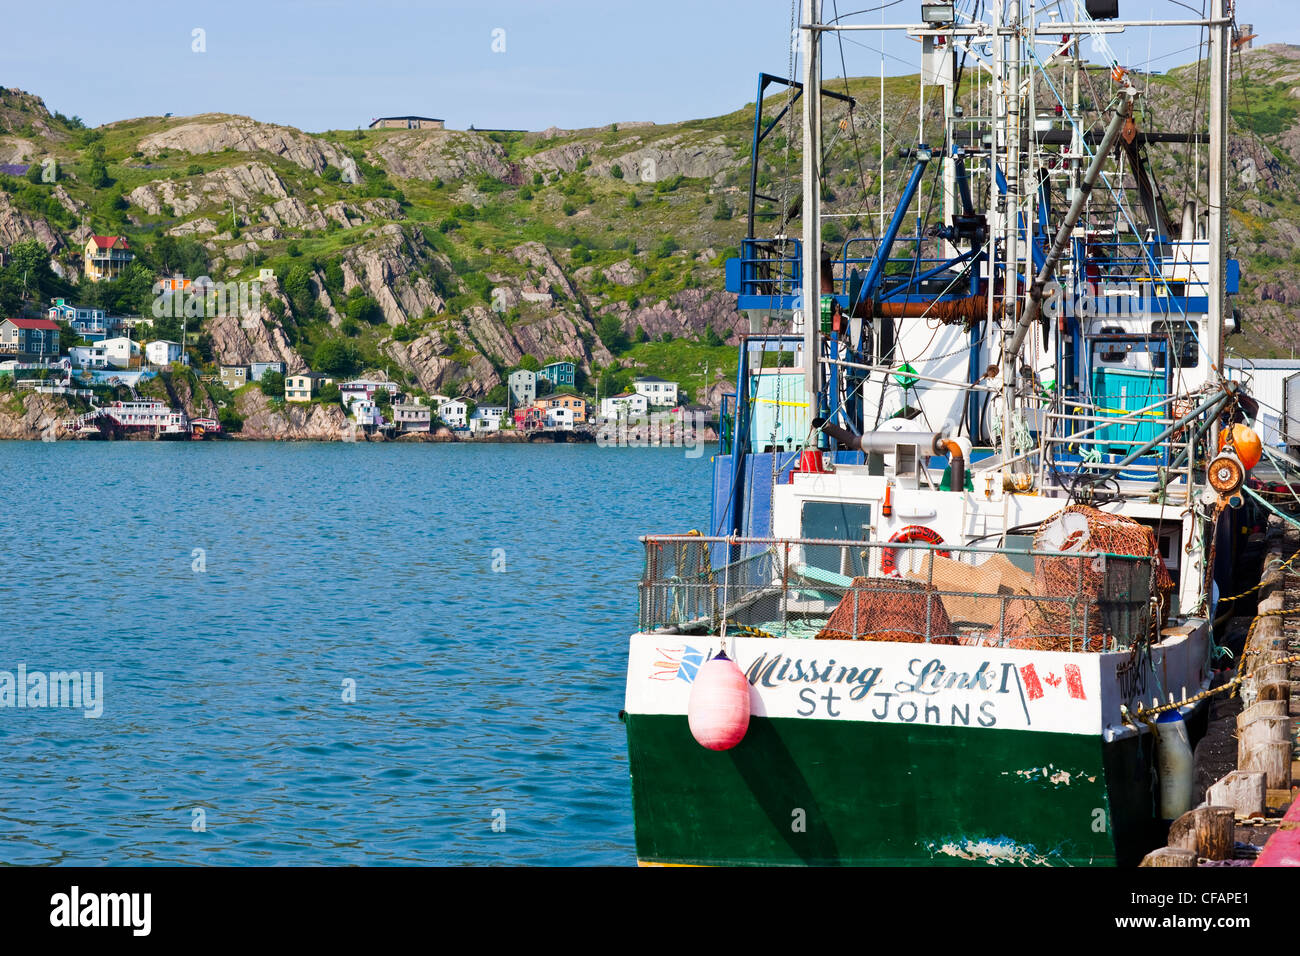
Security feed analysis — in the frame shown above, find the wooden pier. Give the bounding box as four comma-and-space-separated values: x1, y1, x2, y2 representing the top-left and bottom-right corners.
1141, 518, 1300, 866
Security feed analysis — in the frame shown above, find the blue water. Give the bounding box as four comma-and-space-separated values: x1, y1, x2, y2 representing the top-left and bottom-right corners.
0, 442, 710, 865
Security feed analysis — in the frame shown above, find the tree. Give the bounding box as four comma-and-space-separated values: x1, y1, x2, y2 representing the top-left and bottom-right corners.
259, 370, 285, 396
313, 339, 361, 376
343, 287, 383, 325
518, 353, 541, 372
597, 314, 629, 354
318, 381, 341, 404
282, 264, 316, 319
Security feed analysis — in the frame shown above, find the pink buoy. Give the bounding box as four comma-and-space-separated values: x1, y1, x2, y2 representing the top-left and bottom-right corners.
687, 651, 751, 750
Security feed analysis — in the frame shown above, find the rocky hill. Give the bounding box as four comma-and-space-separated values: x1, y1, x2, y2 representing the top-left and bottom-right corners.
0, 42, 1296, 427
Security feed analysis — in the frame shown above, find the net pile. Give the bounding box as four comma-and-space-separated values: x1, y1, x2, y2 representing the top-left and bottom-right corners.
816, 577, 958, 644
1001, 505, 1173, 652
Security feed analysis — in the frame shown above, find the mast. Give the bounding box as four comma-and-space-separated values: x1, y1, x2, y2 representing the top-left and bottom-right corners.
801, 0, 822, 410
1206, 0, 1228, 373
998, 0, 1023, 471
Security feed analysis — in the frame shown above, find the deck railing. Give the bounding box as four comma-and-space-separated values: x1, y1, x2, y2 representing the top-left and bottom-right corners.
638, 534, 1160, 652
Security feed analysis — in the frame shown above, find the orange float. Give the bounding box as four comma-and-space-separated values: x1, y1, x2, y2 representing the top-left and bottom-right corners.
1218, 424, 1262, 470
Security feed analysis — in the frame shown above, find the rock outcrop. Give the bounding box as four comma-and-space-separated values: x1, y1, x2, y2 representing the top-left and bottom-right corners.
0, 392, 76, 440
367, 130, 511, 182
234, 389, 350, 440
137, 115, 347, 174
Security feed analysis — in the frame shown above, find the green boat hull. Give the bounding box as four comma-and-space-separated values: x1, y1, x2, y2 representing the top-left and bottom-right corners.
626, 713, 1172, 866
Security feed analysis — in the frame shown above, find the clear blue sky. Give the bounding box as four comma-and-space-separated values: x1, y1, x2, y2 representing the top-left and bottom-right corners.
4, 1, 1293, 132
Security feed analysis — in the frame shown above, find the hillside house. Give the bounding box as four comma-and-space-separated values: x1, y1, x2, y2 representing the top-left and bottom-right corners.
249, 361, 285, 382
601, 392, 649, 419
48, 299, 110, 339
545, 407, 576, 430
634, 376, 679, 407
507, 369, 537, 408
286, 372, 329, 403
392, 400, 432, 433
98, 336, 142, 369
534, 394, 589, 423
437, 399, 468, 429
470, 405, 506, 434
145, 340, 185, 366
0, 318, 60, 359
539, 361, 576, 389
339, 379, 400, 407
84, 236, 134, 282
220, 365, 249, 390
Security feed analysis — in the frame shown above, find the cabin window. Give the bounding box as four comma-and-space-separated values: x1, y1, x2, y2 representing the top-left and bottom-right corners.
1098, 326, 1128, 363
801, 502, 873, 575
1149, 320, 1199, 369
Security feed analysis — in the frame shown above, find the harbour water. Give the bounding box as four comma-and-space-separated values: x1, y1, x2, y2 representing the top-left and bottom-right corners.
0, 442, 709, 865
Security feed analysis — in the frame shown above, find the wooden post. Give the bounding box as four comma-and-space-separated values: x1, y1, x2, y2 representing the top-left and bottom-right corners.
1260, 681, 1291, 702
1243, 740, 1293, 790
1167, 806, 1234, 860
1199, 807, 1235, 861
1207, 770, 1267, 817
1237, 715, 1291, 765
1139, 847, 1198, 867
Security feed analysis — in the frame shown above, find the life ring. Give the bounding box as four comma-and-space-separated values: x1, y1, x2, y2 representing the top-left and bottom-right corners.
880, 525, 949, 574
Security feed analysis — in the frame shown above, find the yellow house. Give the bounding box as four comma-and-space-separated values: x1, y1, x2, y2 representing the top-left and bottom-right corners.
84, 235, 134, 282
285, 372, 330, 403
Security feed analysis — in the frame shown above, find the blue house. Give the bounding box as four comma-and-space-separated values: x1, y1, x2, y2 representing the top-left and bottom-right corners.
48, 298, 110, 340
539, 361, 575, 388
249, 361, 286, 382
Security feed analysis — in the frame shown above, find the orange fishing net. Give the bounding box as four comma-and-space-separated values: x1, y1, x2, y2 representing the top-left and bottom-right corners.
816, 577, 958, 644
1001, 505, 1173, 651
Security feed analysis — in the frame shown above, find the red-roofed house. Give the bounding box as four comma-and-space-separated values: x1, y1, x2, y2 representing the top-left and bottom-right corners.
0, 318, 60, 358
84, 235, 133, 282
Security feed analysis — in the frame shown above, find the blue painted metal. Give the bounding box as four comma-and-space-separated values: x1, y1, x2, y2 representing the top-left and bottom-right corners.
859, 149, 932, 302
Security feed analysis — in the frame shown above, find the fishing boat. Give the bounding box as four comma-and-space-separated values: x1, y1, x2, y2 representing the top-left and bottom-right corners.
623, 0, 1262, 866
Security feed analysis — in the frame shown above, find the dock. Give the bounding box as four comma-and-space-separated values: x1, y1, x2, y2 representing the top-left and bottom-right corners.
1141, 513, 1300, 866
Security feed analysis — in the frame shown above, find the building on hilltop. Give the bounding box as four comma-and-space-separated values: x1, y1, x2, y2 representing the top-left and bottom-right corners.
369, 116, 445, 130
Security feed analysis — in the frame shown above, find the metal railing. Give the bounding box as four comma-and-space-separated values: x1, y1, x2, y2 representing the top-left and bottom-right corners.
639, 534, 1159, 652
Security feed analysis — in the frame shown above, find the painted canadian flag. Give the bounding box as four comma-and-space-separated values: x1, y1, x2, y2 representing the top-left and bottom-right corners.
1020, 662, 1086, 701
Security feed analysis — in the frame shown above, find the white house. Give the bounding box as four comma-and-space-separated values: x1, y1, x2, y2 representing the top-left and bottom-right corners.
600, 392, 649, 419
69, 344, 109, 369
438, 399, 468, 429
633, 376, 678, 407
545, 406, 576, 430
352, 399, 383, 427
145, 340, 185, 366
98, 336, 142, 369
470, 404, 507, 434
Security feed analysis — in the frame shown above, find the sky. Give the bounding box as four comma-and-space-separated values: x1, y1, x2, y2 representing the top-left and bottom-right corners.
3, 0, 1295, 133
